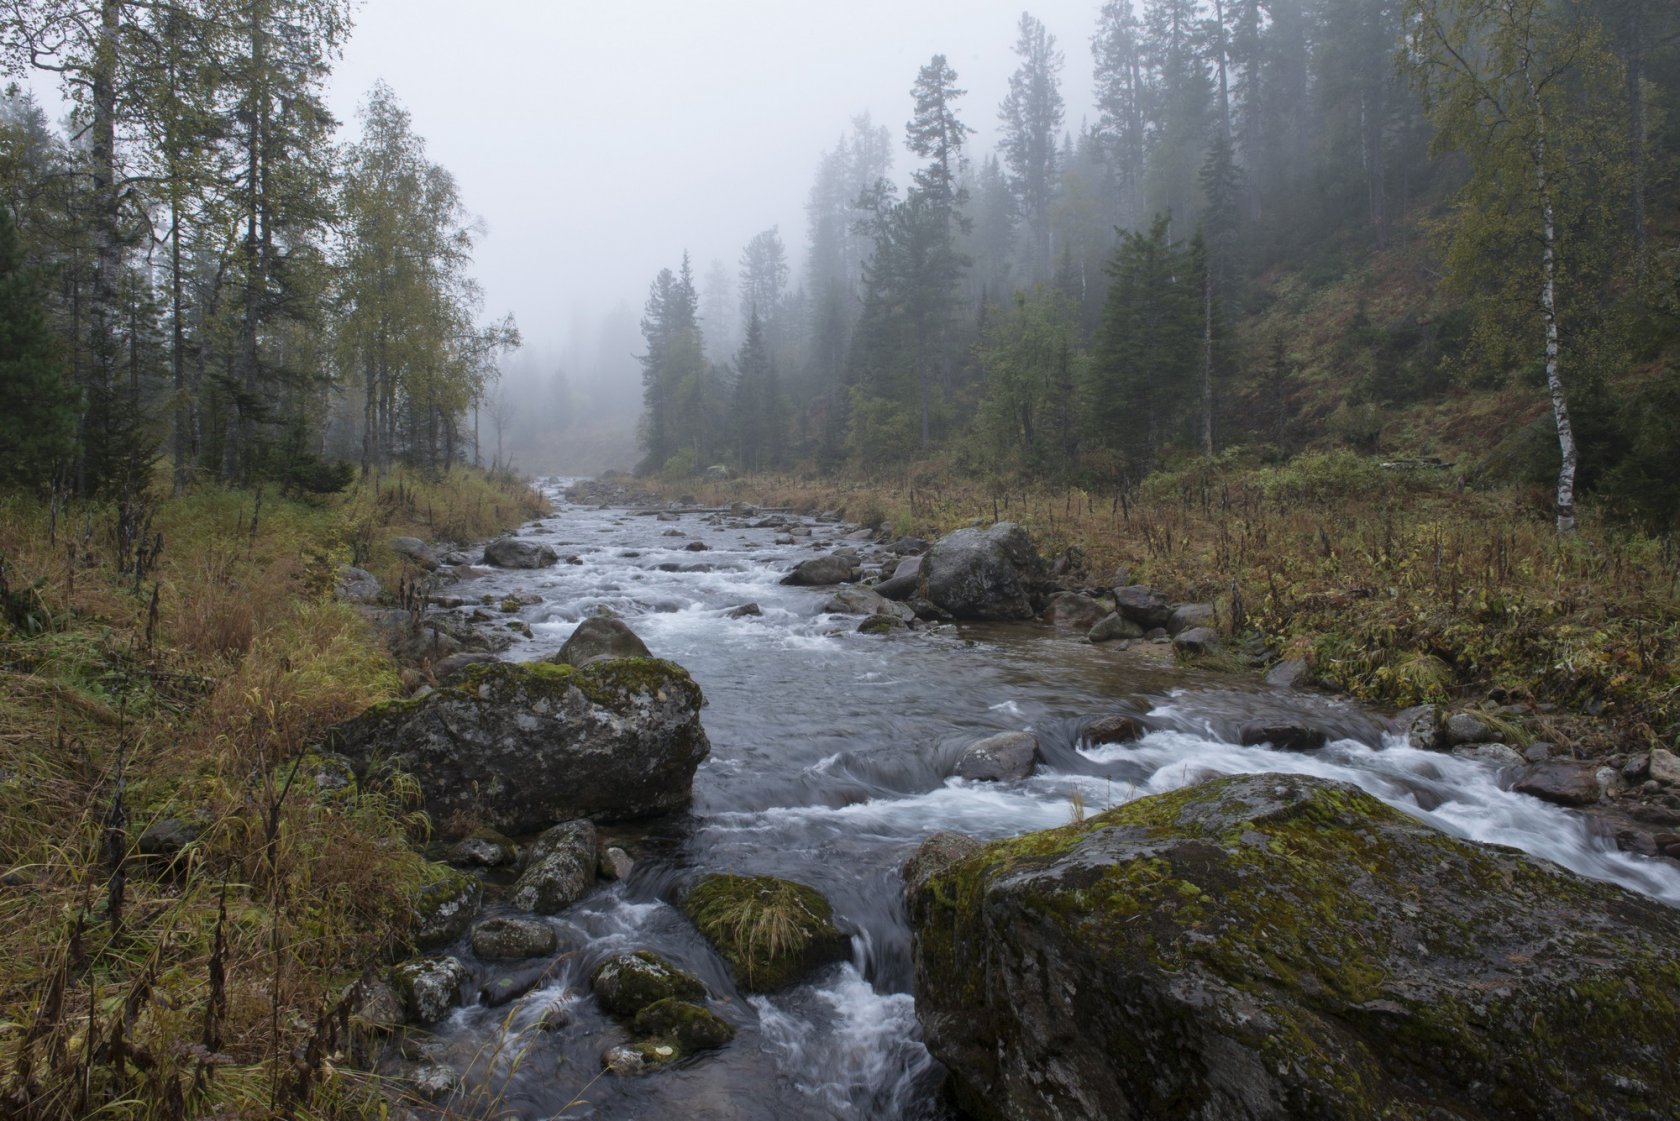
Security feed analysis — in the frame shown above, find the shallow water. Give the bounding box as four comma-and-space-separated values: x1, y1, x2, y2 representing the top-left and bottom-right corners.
414, 485, 1680, 1120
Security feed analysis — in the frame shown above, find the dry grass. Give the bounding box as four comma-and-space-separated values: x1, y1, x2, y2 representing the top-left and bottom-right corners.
0, 465, 545, 1119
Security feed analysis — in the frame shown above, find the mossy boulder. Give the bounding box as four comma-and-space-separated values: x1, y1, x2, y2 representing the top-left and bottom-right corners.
683, 874, 850, 992
510, 819, 597, 914
551, 616, 651, 666
326, 659, 709, 837
412, 865, 482, 949
591, 950, 706, 1018
390, 956, 468, 1026
907, 772, 1680, 1121
631, 997, 736, 1055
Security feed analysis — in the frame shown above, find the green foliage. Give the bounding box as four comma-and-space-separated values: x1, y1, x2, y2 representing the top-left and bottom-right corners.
977, 285, 1085, 477
0, 205, 74, 491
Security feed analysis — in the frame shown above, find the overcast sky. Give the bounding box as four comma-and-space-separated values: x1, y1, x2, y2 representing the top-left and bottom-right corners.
324, 0, 1101, 364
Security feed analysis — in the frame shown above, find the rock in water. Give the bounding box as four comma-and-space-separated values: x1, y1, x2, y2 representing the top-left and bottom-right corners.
326, 660, 709, 836
907, 772, 1680, 1121
552, 616, 651, 665
780, 555, 858, 586
1042, 592, 1107, 632
921, 523, 1047, 621
511, 820, 598, 914
481, 537, 558, 569
683, 874, 850, 992
953, 732, 1038, 782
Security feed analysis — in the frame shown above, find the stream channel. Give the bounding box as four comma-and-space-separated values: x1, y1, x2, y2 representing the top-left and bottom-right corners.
415, 482, 1680, 1121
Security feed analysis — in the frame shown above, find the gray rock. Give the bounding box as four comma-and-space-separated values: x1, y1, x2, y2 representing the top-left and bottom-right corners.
600, 846, 635, 881
1081, 714, 1147, 745
1525, 742, 1554, 763
391, 957, 468, 1025
1167, 602, 1215, 635
413, 866, 482, 949
727, 603, 762, 619
822, 585, 914, 622
391, 537, 438, 571
891, 536, 930, 555
446, 833, 515, 867
954, 732, 1038, 782
1238, 721, 1328, 752
1444, 711, 1497, 746
349, 978, 404, 1032
901, 831, 983, 893
1086, 612, 1145, 644
327, 661, 709, 837
781, 555, 858, 586
552, 616, 652, 666
1265, 658, 1310, 689
1650, 748, 1680, 786
592, 950, 706, 1019
512, 820, 598, 914
921, 523, 1048, 620
874, 556, 925, 601
1112, 585, 1173, 629
409, 1064, 459, 1101
481, 537, 559, 569
1172, 626, 1220, 655
136, 817, 202, 866
336, 565, 383, 604
907, 772, 1680, 1121
1452, 743, 1526, 767
1393, 704, 1441, 750
602, 1045, 650, 1077
858, 614, 909, 635
1042, 592, 1107, 632
1514, 761, 1603, 806
471, 916, 558, 960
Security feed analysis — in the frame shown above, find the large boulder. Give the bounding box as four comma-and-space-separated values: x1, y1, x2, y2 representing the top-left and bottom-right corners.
781, 555, 859, 586
482, 536, 558, 569
920, 523, 1047, 621
1113, 584, 1173, 630
326, 660, 710, 836
907, 772, 1680, 1121
552, 617, 651, 666
954, 732, 1038, 782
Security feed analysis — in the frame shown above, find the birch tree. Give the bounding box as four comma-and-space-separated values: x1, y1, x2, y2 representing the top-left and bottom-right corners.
1405, 0, 1626, 532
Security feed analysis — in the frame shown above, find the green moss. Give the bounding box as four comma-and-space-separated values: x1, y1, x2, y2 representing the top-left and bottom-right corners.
683, 874, 849, 991
455, 657, 701, 712
631, 997, 736, 1055
591, 950, 706, 1018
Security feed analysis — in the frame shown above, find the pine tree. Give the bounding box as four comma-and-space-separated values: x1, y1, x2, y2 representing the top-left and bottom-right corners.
999, 12, 1065, 281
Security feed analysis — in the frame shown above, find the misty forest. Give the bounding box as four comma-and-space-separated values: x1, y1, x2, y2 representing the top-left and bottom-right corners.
5, 1, 1680, 1119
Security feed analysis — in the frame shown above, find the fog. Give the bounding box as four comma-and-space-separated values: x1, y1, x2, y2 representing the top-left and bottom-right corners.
324, 1, 1098, 473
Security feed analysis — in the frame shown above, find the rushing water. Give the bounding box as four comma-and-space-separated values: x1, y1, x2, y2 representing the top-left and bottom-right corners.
412, 485, 1680, 1121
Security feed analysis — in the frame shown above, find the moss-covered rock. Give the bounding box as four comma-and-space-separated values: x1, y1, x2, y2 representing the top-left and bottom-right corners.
907, 772, 1680, 1121
325, 658, 709, 837
683, 874, 849, 992
412, 864, 482, 949
390, 956, 468, 1026
590, 950, 705, 1019
631, 997, 736, 1054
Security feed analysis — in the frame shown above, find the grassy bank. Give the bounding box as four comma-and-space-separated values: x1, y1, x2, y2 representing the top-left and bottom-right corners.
656, 455, 1680, 753
0, 467, 547, 1119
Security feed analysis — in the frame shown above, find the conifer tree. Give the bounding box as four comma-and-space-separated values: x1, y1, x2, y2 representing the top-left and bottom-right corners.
0, 203, 75, 489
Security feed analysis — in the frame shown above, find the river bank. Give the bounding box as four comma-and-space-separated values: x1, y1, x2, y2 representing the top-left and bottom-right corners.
0, 467, 547, 1119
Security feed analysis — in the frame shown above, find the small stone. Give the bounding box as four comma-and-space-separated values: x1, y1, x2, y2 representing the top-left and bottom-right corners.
409, 1064, 459, 1101
1083, 714, 1146, 745
603, 1045, 649, 1077
1514, 762, 1603, 807
1239, 722, 1327, 752
1525, 742, 1554, 763
1451, 743, 1526, 767
1444, 712, 1496, 746
954, 732, 1038, 782
391, 957, 468, 1025
1265, 658, 1309, 689
727, 603, 762, 619
1649, 748, 1680, 787
600, 846, 635, 881
1172, 627, 1220, 656
1088, 612, 1145, 644
447, 834, 515, 868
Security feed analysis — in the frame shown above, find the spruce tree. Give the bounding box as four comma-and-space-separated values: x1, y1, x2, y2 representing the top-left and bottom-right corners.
0, 205, 75, 491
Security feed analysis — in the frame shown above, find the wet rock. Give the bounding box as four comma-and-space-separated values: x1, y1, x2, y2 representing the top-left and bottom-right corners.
1393, 704, 1441, 750
1514, 761, 1604, 807
1167, 602, 1215, 635
599, 845, 635, 881
602, 1044, 651, 1076
326, 660, 710, 836
481, 537, 558, 569
391, 957, 468, 1025
1444, 711, 1497, 746
536, 998, 573, 1031
632, 998, 736, 1055
727, 602, 762, 619
446, 830, 516, 867
413, 866, 482, 949
1112, 585, 1173, 630
391, 537, 438, 571
954, 732, 1038, 782
1650, 748, 1680, 787
480, 961, 560, 1007
902, 832, 983, 893
1086, 612, 1144, 644
592, 950, 705, 1018
1525, 742, 1554, 763
1042, 592, 1107, 632
908, 772, 1680, 1121
336, 565, 383, 604
781, 555, 858, 586
891, 536, 930, 555
858, 614, 909, 635
1238, 721, 1328, 752
470, 916, 558, 960
1264, 657, 1310, 689
408, 1064, 459, 1101
512, 820, 598, 914
921, 523, 1048, 621
1452, 743, 1526, 767
821, 585, 913, 621
684, 540, 709, 552
1082, 714, 1147, 745
349, 978, 404, 1032
874, 556, 925, 601
551, 616, 651, 666
683, 874, 849, 992
1172, 626, 1220, 656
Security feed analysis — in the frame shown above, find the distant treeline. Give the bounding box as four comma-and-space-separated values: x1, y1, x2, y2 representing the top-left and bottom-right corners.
635, 1, 1680, 529
0, 1, 515, 499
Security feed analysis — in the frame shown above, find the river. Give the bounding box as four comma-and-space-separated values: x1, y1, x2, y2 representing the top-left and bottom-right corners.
411, 483, 1680, 1120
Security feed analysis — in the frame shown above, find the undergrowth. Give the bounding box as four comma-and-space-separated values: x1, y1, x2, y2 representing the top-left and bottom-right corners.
0, 465, 547, 1119
661, 455, 1680, 750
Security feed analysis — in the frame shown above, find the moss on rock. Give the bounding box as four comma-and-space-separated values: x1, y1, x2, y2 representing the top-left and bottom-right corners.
683, 874, 850, 992
590, 950, 706, 1019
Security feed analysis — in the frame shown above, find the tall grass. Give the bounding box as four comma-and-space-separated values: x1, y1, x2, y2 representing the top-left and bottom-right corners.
0, 466, 545, 1119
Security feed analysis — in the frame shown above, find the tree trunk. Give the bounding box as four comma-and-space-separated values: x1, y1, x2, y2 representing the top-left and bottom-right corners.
1523, 53, 1576, 534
